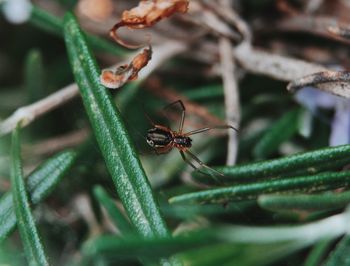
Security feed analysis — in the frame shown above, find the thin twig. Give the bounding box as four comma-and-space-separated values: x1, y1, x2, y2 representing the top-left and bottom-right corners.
219, 37, 240, 165
24, 128, 89, 156
186, 1, 242, 43
232, 42, 350, 99
204, 0, 252, 43
0, 83, 79, 137
234, 44, 350, 98
73, 194, 102, 238
215, 0, 247, 165
234, 43, 327, 81
276, 15, 350, 45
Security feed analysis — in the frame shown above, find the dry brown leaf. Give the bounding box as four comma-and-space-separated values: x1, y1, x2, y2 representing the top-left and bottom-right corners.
100, 45, 152, 89
110, 0, 189, 48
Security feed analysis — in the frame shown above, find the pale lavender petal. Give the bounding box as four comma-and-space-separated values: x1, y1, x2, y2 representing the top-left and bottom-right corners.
295, 87, 319, 112
329, 101, 350, 146
295, 87, 338, 111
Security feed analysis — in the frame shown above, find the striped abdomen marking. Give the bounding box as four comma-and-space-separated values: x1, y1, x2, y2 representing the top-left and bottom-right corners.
146, 127, 172, 147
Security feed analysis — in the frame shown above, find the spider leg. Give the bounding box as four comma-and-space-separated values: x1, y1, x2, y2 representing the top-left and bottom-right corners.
185, 125, 238, 136
140, 102, 157, 127
179, 150, 219, 181
180, 150, 223, 184
154, 145, 172, 155
180, 150, 199, 170
185, 150, 225, 177
163, 100, 186, 133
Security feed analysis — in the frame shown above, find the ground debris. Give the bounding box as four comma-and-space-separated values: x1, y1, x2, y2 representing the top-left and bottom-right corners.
100, 45, 152, 89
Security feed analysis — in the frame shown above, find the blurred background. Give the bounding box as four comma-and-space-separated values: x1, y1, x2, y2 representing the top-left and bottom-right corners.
1, 0, 350, 265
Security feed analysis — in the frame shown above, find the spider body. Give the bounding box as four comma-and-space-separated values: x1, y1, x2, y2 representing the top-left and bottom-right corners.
147, 125, 192, 153
145, 100, 238, 178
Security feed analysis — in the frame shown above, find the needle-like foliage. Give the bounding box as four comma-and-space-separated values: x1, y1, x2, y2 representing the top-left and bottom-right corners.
1, 1, 350, 265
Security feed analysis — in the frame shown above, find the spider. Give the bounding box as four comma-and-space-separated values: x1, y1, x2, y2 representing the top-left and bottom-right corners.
146, 100, 238, 177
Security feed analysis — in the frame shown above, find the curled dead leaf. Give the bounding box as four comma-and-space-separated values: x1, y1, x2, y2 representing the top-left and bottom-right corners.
100, 45, 152, 89
287, 70, 350, 99
110, 0, 189, 48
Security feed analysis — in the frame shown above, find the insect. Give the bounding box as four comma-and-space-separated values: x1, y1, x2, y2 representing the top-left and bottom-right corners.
146, 100, 238, 178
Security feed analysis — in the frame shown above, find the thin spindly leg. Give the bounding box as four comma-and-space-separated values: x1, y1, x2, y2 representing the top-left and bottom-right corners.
185, 125, 238, 136
141, 104, 156, 127
179, 151, 219, 180
185, 150, 225, 178
163, 100, 186, 133
180, 150, 198, 170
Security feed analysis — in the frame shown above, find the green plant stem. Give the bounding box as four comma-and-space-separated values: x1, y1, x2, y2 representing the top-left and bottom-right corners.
170, 171, 350, 204
11, 126, 48, 266
63, 12, 169, 238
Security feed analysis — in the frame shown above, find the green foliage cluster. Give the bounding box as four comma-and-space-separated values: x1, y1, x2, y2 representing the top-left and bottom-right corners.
1, 3, 350, 266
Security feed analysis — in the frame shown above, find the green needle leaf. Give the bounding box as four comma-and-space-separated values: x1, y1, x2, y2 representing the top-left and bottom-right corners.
10, 126, 48, 266
304, 239, 333, 266
179, 242, 302, 266
258, 190, 350, 212
82, 234, 209, 260
170, 171, 350, 204
324, 236, 350, 266
63, 12, 169, 238
253, 108, 301, 158
82, 228, 306, 264
195, 144, 350, 183
0, 150, 77, 242
93, 185, 133, 235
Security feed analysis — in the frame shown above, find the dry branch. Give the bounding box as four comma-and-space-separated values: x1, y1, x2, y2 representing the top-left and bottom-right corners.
234, 44, 350, 99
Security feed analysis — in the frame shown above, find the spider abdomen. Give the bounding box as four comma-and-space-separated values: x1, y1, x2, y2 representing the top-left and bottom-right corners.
147, 127, 172, 147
